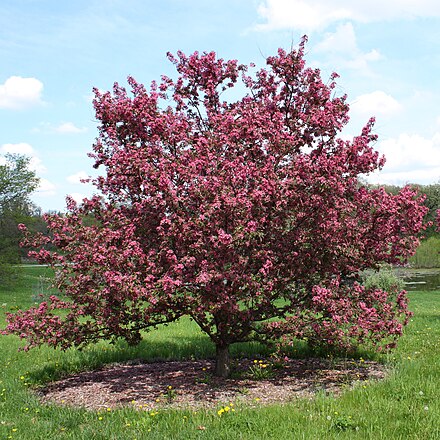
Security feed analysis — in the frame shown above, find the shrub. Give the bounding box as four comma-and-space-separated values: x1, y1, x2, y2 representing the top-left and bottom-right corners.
363, 266, 405, 294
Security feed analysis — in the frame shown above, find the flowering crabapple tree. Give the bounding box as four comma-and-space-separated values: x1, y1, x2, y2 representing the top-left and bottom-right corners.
3, 38, 427, 377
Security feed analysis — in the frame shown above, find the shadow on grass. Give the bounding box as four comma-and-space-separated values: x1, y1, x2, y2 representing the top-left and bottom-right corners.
27, 331, 380, 387
274, 338, 382, 365
27, 332, 273, 385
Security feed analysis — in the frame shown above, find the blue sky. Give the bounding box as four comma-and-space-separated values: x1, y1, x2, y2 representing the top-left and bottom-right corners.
1, 0, 439, 212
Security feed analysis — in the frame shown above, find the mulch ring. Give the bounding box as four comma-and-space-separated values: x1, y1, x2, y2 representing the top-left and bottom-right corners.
36, 357, 387, 410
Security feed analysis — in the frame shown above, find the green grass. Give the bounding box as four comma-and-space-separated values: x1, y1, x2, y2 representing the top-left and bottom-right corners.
1, 267, 440, 439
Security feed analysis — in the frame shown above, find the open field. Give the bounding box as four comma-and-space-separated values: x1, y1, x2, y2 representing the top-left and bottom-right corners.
1, 266, 440, 439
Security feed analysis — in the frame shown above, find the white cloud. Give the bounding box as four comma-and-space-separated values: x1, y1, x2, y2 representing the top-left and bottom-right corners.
0, 76, 44, 109
364, 50, 382, 62
32, 121, 88, 134
36, 178, 56, 197
1, 142, 34, 156
256, 0, 350, 32
67, 170, 90, 184
69, 192, 86, 204
255, 0, 440, 31
54, 122, 88, 134
0, 143, 46, 173
369, 168, 440, 186
351, 91, 401, 117
314, 23, 383, 71
367, 132, 440, 185
314, 22, 357, 54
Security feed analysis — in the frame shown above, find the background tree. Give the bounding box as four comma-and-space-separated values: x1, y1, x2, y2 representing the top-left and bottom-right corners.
0, 154, 40, 283
4, 40, 427, 377
415, 183, 440, 237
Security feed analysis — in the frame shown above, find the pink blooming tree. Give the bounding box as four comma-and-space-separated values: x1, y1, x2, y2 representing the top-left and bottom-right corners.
3, 39, 427, 377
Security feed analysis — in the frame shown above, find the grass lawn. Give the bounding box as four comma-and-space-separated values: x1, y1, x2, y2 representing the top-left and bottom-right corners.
1, 266, 439, 439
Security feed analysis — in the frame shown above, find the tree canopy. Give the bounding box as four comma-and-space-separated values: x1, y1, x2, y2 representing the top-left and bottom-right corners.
0, 154, 40, 282
3, 40, 428, 377
0, 154, 39, 215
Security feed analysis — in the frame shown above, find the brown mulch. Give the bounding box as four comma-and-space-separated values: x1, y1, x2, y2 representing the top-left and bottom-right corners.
37, 357, 387, 410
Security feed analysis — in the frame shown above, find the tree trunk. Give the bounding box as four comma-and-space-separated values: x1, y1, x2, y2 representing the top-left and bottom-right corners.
215, 344, 230, 378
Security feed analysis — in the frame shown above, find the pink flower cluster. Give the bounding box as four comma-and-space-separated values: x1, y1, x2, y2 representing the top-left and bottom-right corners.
265, 278, 412, 352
